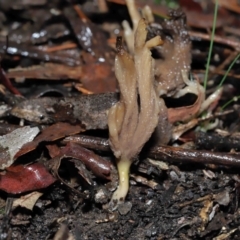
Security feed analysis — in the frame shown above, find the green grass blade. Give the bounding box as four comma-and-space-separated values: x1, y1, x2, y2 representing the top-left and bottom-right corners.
203, 0, 219, 90
218, 53, 240, 88
222, 95, 240, 110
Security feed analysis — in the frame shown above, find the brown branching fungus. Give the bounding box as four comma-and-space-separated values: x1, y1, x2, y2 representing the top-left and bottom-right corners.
108, 19, 163, 208
123, 2, 210, 122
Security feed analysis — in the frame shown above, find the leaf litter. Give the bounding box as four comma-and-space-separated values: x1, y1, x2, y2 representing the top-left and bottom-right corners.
1, 0, 240, 239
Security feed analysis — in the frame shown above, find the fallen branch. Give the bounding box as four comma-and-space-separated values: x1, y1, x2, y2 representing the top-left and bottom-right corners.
63, 135, 240, 167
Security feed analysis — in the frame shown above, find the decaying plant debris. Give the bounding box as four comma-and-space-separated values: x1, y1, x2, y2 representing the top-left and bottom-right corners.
2, 0, 240, 239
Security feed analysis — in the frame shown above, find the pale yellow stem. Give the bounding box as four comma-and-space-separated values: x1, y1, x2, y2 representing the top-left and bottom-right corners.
111, 156, 132, 205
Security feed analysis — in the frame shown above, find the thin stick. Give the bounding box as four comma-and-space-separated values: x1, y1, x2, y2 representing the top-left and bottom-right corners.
63, 135, 240, 167
189, 31, 240, 51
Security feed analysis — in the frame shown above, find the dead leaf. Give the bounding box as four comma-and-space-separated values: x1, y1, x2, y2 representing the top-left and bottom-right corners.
0, 163, 56, 194
13, 191, 43, 211
47, 155, 88, 198
15, 122, 83, 158
53, 223, 75, 240
168, 85, 205, 123
214, 191, 230, 206
81, 62, 117, 93
218, 0, 240, 14
0, 126, 39, 170
213, 228, 238, 240
199, 200, 213, 231
69, 158, 94, 185
172, 118, 199, 141
179, 0, 232, 28
46, 144, 61, 158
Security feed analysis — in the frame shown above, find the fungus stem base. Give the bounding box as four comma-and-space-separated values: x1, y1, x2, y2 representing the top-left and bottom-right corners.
110, 157, 131, 208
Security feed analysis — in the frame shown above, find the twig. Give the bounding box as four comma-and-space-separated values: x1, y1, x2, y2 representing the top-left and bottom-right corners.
73, 4, 90, 22
0, 67, 21, 95
63, 135, 240, 167
194, 69, 240, 79
189, 31, 240, 51
43, 42, 77, 52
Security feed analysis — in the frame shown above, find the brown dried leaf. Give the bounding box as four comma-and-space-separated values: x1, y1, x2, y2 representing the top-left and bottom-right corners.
12, 191, 43, 211
0, 126, 39, 170
218, 0, 240, 14
69, 158, 94, 185
172, 118, 199, 141
15, 123, 83, 158
167, 84, 205, 123
46, 144, 61, 158
53, 224, 74, 240
81, 61, 117, 93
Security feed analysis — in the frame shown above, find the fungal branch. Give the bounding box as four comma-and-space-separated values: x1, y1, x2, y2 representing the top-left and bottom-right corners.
123, 0, 154, 54
108, 19, 163, 208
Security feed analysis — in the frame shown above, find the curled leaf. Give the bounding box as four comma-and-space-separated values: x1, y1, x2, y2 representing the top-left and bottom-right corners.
0, 163, 56, 194
61, 142, 112, 180
168, 71, 205, 123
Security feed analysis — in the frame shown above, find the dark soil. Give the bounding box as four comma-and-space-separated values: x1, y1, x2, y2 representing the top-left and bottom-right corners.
1, 1, 240, 239
5, 163, 240, 240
